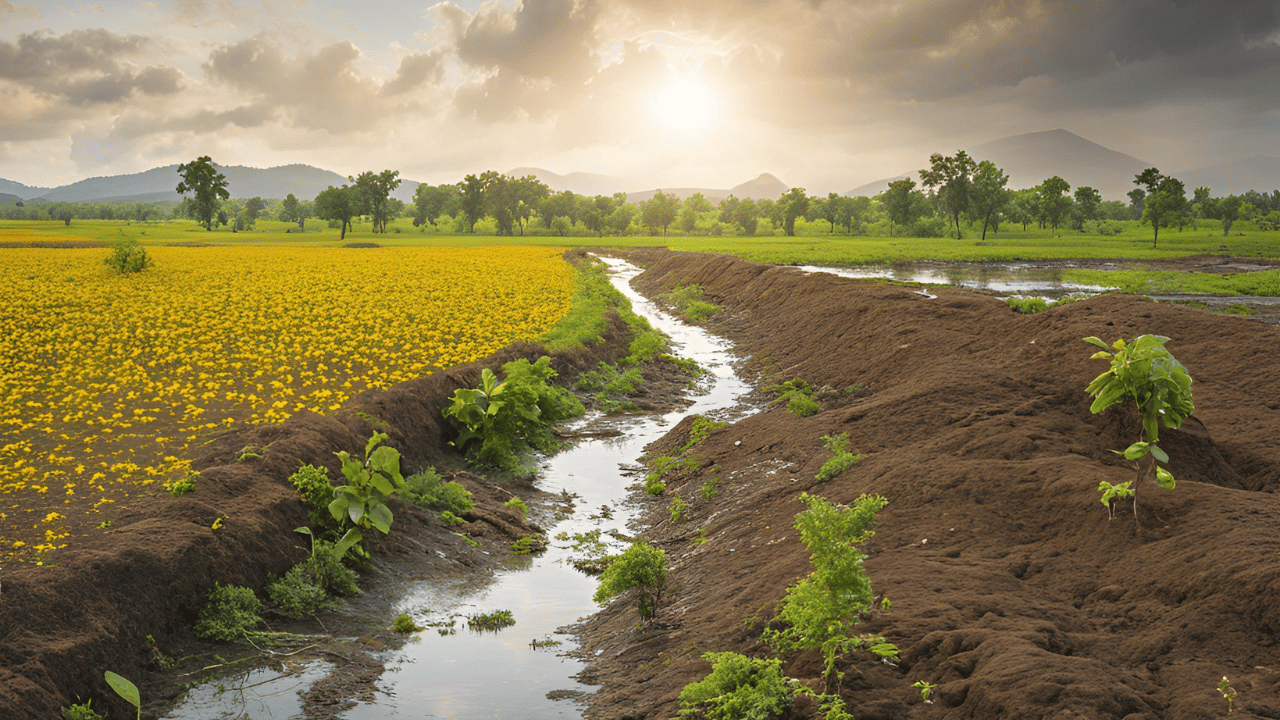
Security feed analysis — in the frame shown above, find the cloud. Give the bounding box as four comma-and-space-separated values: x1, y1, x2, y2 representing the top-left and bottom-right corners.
0, 29, 186, 105
442, 0, 601, 80
0, 0, 41, 21
383, 51, 445, 95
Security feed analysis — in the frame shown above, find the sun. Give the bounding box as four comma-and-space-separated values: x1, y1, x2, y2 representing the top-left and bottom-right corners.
654, 78, 720, 133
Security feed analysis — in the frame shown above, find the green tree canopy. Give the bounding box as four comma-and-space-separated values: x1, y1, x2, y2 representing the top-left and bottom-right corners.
881, 178, 922, 237
919, 150, 977, 239
313, 185, 358, 240
1036, 176, 1072, 235
352, 170, 402, 233
175, 156, 230, 231
968, 160, 1010, 240
1135, 168, 1188, 248
641, 190, 680, 237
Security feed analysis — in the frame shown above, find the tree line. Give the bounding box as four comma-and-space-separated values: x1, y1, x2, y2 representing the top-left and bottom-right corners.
7, 154, 1280, 244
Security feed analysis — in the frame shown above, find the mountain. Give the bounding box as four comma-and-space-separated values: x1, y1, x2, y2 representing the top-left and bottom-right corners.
0, 178, 52, 200
728, 173, 790, 201
1175, 156, 1280, 196
846, 173, 913, 198
506, 167, 627, 197
28, 163, 353, 203
968, 129, 1153, 201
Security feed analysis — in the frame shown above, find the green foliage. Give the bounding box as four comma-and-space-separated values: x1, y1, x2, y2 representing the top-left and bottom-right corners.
104, 671, 141, 720
677, 652, 792, 720
1219, 676, 1238, 713
663, 283, 723, 322
104, 237, 154, 274
511, 534, 548, 555
594, 539, 666, 621
626, 329, 669, 365
237, 446, 262, 462
644, 477, 667, 496
815, 434, 864, 481
266, 529, 361, 618
393, 613, 423, 635
700, 475, 719, 499
1005, 296, 1049, 314
195, 583, 264, 642
682, 415, 728, 453
167, 472, 197, 497
504, 496, 528, 515
670, 495, 688, 523
290, 465, 337, 531
1096, 481, 1134, 521
60, 699, 104, 720
914, 680, 937, 704
328, 432, 406, 555
468, 610, 515, 632
763, 493, 896, 684
787, 394, 821, 417
577, 362, 643, 413
442, 357, 585, 475
403, 467, 474, 517
1085, 335, 1194, 517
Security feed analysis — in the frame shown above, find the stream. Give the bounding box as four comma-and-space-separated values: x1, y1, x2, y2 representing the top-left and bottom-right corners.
163, 256, 755, 719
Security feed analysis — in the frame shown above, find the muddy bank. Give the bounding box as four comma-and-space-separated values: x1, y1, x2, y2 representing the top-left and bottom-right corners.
575, 251, 1280, 719
0, 289, 673, 719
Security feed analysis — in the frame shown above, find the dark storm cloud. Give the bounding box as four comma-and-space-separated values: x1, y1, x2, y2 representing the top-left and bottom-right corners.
0, 29, 184, 104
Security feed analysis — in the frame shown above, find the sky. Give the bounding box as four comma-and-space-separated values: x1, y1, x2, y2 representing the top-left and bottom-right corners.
2, 0, 1279, 194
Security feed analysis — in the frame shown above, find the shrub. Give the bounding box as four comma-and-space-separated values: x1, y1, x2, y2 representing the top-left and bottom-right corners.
1005, 296, 1049, 314
290, 465, 337, 532
104, 237, 153, 274
328, 432, 407, 556
787, 394, 821, 417
662, 283, 722, 322
266, 534, 362, 618
195, 583, 264, 642
594, 539, 666, 621
815, 434, 863, 481
677, 652, 791, 720
404, 467, 474, 517
766, 378, 819, 417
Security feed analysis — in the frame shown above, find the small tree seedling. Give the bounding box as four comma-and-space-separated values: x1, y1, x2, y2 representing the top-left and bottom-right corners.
1218, 676, 1238, 713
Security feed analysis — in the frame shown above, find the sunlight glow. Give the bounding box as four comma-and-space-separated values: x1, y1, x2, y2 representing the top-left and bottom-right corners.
654, 78, 720, 133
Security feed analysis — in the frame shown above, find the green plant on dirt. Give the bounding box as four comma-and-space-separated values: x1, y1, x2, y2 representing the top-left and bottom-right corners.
762, 493, 897, 688
681, 416, 728, 453
1005, 296, 1049, 314
914, 680, 937, 704
468, 610, 515, 632
328, 431, 407, 555
104, 237, 153, 274
439, 511, 466, 527
237, 446, 262, 462
104, 671, 141, 720
510, 534, 548, 555
670, 495, 688, 524
594, 539, 667, 621
442, 356, 585, 475
393, 613, 423, 635
815, 434, 864, 481
1084, 335, 1194, 521
290, 465, 339, 533
645, 415, 726, 497
403, 467, 474, 518
677, 652, 792, 720
60, 698, 104, 720
166, 472, 198, 497
195, 583, 265, 643
766, 378, 820, 417
266, 527, 362, 618
576, 362, 643, 413
662, 282, 722, 322
504, 496, 528, 516
1219, 676, 1238, 713
1096, 480, 1136, 521
700, 474, 719, 499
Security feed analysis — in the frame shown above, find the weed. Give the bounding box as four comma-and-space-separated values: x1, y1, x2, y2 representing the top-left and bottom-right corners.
237, 446, 262, 462
577, 362, 644, 413
393, 613, 423, 635
511, 534, 547, 555
766, 378, 820, 417
699, 475, 719, 499
439, 511, 466, 527
455, 533, 480, 548
670, 495, 688, 523
1219, 676, 1238, 713
504, 496, 528, 516
468, 610, 515, 632
167, 472, 198, 497
1005, 296, 1049, 314
530, 638, 562, 649
289, 465, 337, 532
787, 394, 821, 417
677, 652, 791, 720
914, 680, 937, 704
328, 431, 408, 556
815, 434, 864, 481
594, 539, 666, 621
195, 583, 264, 643
60, 699, 104, 720
662, 283, 722, 322
404, 467, 474, 517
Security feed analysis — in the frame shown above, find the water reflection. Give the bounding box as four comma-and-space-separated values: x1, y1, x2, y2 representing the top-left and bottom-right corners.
798, 262, 1112, 299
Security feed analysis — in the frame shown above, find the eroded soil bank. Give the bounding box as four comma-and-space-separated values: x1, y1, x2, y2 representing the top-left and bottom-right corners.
574, 250, 1280, 720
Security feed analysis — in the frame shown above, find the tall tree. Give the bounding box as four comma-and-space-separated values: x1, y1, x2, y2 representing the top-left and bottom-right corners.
352, 170, 401, 233
1202, 193, 1244, 237
777, 187, 809, 237
412, 184, 459, 228
1036, 176, 1072, 235
1071, 186, 1102, 231
175, 156, 230, 231
313, 185, 358, 240
881, 178, 922, 237
641, 190, 680, 237
1134, 168, 1187, 248
968, 160, 1010, 241
734, 197, 760, 236
458, 171, 497, 233
919, 150, 977, 239
841, 196, 871, 234
279, 193, 312, 231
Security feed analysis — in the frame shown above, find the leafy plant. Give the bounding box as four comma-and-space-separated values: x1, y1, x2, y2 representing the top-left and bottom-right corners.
510, 534, 547, 555
104, 237, 153, 274
1084, 335, 1194, 520
266, 527, 361, 618
504, 496, 529, 516
468, 609, 515, 632
815, 434, 864, 481
60, 699, 104, 720
1096, 480, 1135, 521
166, 472, 198, 497
594, 539, 666, 621
677, 652, 792, 720
1218, 676, 1238, 713
914, 680, 937, 704
576, 362, 643, 413
290, 465, 337, 532
403, 467, 473, 517
762, 493, 897, 687
104, 671, 141, 720
766, 378, 821, 417
393, 613, 423, 635
1005, 296, 1049, 314
328, 431, 407, 555
237, 446, 262, 462
700, 474, 719, 499
670, 495, 688, 523
662, 283, 722, 322
195, 583, 264, 642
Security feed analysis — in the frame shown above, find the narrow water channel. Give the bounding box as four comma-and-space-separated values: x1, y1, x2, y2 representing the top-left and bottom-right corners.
163, 256, 755, 720
797, 262, 1113, 298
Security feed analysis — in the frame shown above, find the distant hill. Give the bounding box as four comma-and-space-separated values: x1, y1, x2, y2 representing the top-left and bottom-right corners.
846, 130, 1158, 201
27, 163, 353, 203
0, 178, 51, 201
1175, 156, 1280, 196
506, 167, 628, 197
728, 173, 789, 201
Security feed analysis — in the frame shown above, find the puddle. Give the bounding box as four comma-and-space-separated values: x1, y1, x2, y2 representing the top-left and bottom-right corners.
796, 262, 1113, 299
162, 661, 333, 719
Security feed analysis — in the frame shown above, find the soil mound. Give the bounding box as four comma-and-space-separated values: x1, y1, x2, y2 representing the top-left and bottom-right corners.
576, 251, 1280, 720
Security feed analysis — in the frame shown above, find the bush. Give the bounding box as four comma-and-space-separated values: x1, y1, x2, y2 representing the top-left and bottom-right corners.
195, 583, 264, 642
290, 465, 337, 532
677, 652, 791, 720
594, 539, 666, 621
404, 467, 474, 516
662, 283, 722, 322
104, 237, 154, 274
1005, 296, 1049, 314
766, 378, 820, 417
815, 434, 863, 481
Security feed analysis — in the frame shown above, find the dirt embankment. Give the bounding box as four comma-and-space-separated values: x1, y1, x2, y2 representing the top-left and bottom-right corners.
575, 251, 1280, 720
0, 298, 661, 719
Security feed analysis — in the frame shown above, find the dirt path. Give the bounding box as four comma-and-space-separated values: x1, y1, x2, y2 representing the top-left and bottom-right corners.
573, 251, 1280, 720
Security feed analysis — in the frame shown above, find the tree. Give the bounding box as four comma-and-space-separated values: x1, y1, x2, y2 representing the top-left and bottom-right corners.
1127, 188, 1146, 220
540, 190, 579, 230
1071, 186, 1102, 231
1202, 193, 1244, 236
411, 184, 460, 229
1036, 176, 1072, 235
48, 203, 74, 226
279, 193, 313, 231
175, 156, 230, 231
606, 200, 638, 236
818, 193, 843, 233
458, 172, 497, 233
485, 174, 548, 236
641, 190, 680, 237
919, 150, 977, 238
352, 170, 401, 233
968, 160, 1009, 240
881, 178, 921, 237
1134, 168, 1187, 248
678, 192, 713, 235
313, 185, 358, 240
777, 187, 809, 237
841, 196, 871, 234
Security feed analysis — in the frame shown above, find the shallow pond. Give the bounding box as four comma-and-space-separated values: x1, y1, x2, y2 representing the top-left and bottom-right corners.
797, 262, 1113, 299
164, 256, 755, 719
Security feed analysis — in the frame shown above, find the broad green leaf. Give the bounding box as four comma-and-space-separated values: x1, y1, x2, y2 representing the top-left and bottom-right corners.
364, 431, 388, 459
1090, 350, 1112, 360
347, 501, 366, 526
294, 526, 314, 539
1155, 466, 1176, 489
104, 671, 141, 709
1123, 442, 1150, 460
334, 527, 362, 560
369, 445, 401, 478
1089, 380, 1128, 414
1083, 336, 1111, 349
368, 501, 394, 534
1149, 445, 1169, 464
328, 495, 349, 522
370, 473, 396, 497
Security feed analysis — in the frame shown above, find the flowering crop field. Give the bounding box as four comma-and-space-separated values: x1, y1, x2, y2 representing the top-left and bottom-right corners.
1, 245, 575, 564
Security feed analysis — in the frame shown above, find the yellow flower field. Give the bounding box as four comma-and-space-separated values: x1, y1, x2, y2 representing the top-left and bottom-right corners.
0, 245, 575, 563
